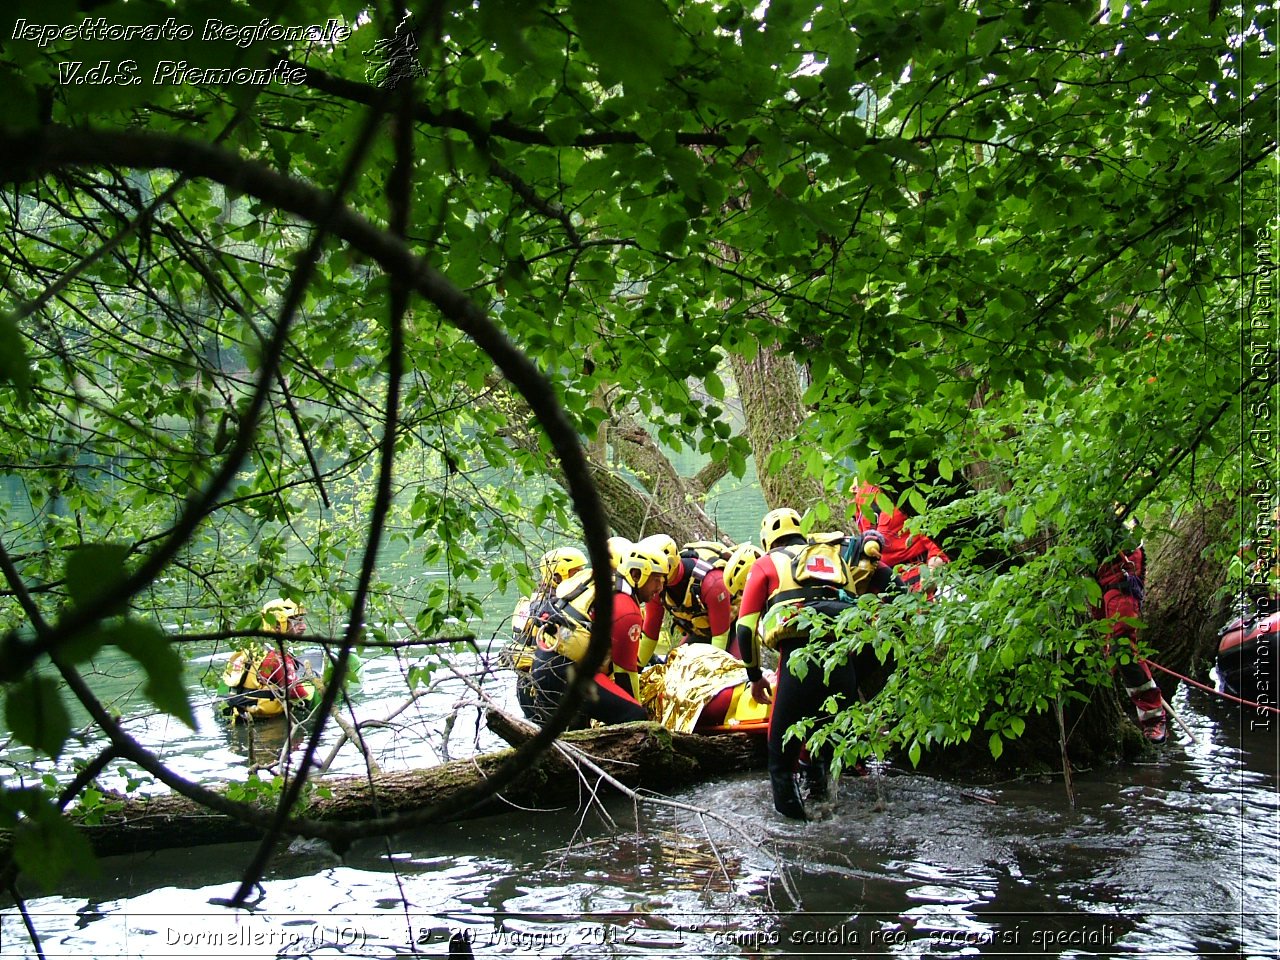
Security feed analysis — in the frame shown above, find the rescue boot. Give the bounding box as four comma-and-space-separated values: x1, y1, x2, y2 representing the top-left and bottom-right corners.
797, 759, 830, 803
770, 771, 808, 820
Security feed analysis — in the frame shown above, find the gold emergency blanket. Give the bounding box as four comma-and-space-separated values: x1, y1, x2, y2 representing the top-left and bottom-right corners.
640, 645, 765, 733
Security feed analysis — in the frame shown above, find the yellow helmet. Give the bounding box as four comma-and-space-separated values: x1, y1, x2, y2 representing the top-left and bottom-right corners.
760, 507, 803, 552
723, 542, 763, 601
538, 547, 587, 586
638, 533, 680, 578
617, 542, 669, 591
606, 536, 633, 571
261, 598, 303, 634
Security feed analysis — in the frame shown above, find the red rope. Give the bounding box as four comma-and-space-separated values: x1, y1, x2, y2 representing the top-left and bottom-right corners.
1147, 659, 1280, 716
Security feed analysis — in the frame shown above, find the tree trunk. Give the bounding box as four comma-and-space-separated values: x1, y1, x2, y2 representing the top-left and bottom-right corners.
1141, 499, 1234, 692
703, 146, 825, 516
729, 343, 826, 511
492, 382, 725, 543
53, 717, 764, 858
605, 413, 724, 541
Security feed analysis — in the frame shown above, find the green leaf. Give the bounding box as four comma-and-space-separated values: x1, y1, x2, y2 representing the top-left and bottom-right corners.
881, 138, 928, 167
0, 313, 31, 400
60, 625, 108, 665
854, 148, 894, 185
328, 651, 362, 689
477, 0, 543, 61
544, 116, 583, 145
5, 675, 71, 759
988, 732, 1004, 761
658, 218, 689, 252
1020, 505, 1038, 538
105, 620, 195, 729
10, 793, 96, 892
1042, 2, 1087, 40
704, 370, 726, 401
0, 68, 40, 133
64, 544, 131, 613
570, 0, 682, 91
908, 488, 927, 515
908, 739, 922, 767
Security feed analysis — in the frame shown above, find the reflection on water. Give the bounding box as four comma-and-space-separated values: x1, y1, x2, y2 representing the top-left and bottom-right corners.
2, 652, 1277, 957
219, 715, 312, 770
14, 441, 1275, 951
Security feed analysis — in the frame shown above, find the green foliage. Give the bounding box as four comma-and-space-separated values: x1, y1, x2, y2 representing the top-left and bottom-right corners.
101, 619, 195, 728
569, 0, 683, 92
324, 650, 362, 690
71, 772, 132, 827
17, 809, 96, 890
0, 0, 1272, 888
1, 785, 98, 892
790, 531, 1152, 768
407, 659, 438, 692
4, 675, 71, 758
0, 314, 31, 402
225, 772, 284, 805
64, 543, 131, 614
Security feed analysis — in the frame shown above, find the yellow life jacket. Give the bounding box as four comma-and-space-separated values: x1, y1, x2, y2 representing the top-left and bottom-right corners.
220, 649, 316, 721
515, 588, 557, 643
531, 568, 635, 666
661, 556, 721, 638
222, 649, 262, 693
512, 595, 533, 636
760, 534, 852, 649
502, 597, 537, 671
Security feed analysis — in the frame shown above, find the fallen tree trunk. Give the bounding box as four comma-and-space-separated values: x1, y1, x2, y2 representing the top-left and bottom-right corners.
61, 715, 765, 858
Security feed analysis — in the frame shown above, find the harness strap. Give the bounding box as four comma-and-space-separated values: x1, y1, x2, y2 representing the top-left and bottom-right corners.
665, 558, 715, 615
770, 584, 846, 606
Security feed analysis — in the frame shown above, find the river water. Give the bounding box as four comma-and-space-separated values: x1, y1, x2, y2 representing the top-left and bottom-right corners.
2, 474, 1278, 957
1, 637, 1277, 959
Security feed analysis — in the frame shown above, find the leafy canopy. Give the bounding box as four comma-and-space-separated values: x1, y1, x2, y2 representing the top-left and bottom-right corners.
0, 0, 1273, 887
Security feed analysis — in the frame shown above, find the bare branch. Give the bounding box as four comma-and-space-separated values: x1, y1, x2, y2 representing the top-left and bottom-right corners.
0, 122, 617, 843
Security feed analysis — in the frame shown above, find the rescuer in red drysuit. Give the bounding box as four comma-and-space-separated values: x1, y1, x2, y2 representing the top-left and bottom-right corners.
1092, 544, 1167, 743
257, 600, 311, 699
737, 509, 864, 820
518, 542, 668, 727
853, 482, 949, 592
641, 545, 738, 661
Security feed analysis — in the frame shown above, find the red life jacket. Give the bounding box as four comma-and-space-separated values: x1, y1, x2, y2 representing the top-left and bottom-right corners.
855, 482, 948, 567
258, 650, 309, 699
1096, 547, 1144, 590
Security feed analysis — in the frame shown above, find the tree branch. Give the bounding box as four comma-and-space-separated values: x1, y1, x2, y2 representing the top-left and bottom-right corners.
0, 122, 617, 843
693, 457, 731, 494
609, 413, 723, 540
277, 58, 754, 151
